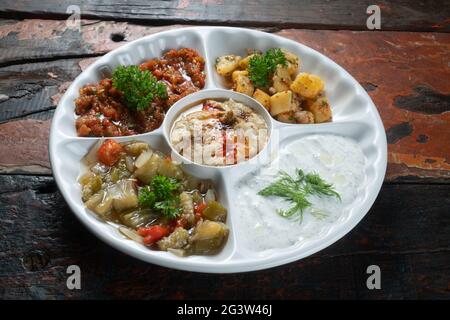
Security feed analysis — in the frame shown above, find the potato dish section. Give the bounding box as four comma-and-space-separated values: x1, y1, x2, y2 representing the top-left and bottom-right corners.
215, 49, 332, 124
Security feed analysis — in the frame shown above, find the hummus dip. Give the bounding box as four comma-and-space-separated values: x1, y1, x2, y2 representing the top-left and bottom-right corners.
170, 99, 269, 166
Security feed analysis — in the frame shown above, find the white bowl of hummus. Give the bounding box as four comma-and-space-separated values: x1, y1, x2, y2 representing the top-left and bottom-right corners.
164, 89, 273, 168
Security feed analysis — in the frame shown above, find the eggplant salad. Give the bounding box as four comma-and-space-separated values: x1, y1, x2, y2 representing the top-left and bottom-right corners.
79, 139, 229, 256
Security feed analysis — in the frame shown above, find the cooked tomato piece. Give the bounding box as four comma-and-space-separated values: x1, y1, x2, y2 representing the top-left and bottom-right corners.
97, 139, 124, 166
202, 103, 214, 111
194, 201, 207, 215
194, 201, 207, 222
175, 218, 187, 229
138, 225, 170, 245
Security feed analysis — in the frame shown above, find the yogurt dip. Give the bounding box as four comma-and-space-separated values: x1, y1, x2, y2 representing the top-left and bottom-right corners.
235, 134, 366, 252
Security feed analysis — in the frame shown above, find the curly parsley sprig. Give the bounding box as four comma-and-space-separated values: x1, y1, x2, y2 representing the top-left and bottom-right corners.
258, 169, 340, 221
112, 65, 168, 111
248, 48, 287, 88
138, 175, 181, 219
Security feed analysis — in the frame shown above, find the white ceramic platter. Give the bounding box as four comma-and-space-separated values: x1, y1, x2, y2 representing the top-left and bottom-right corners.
49, 27, 387, 273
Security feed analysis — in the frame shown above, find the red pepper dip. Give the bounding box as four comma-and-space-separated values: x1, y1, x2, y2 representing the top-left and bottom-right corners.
74, 48, 205, 137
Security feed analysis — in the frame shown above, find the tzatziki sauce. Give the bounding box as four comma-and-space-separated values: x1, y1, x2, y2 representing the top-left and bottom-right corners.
235, 134, 366, 252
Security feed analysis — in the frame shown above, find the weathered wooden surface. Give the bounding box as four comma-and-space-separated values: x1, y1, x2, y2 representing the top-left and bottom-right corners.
0, 0, 449, 32
278, 30, 450, 183
0, 175, 449, 299
0, 20, 185, 66
0, 20, 448, 181
0, 3, 449, 300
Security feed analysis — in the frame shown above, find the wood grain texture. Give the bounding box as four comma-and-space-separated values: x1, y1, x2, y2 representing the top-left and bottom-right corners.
0, 21, 448, 181
0, 59, 81, 121
0, 119, 51, 174
0, 2, 448, 300
0, 20, 186, 65
0, 0, 449, 32
0, 175, 449, 299
277, 30, 450, 182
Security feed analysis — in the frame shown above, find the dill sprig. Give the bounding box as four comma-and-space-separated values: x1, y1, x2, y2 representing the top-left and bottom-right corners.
304, 172, 341, 200
257, 169, 340, 221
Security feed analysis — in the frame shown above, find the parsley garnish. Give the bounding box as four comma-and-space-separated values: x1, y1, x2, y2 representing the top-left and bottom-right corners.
150, 175, 180, 200
154, 199, 180, 219
258, 169, 340, 221
138, 175, 181, 219
112, 65, 168, 111
138, 186, 156, 208
248, 48, 287, 88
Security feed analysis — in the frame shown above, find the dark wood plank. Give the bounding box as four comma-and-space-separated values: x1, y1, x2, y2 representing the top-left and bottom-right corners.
0, 19, 184, 66
0, 176, 448, 299
0, 23, 448, 181
0, 59, 81, 121
277, 30, 450, 183
1, 0, 449, 32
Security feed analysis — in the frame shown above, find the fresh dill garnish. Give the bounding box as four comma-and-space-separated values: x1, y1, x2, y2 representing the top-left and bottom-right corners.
112, 65, 168, 111
304, 172, 341, 200
248, 48, 287, 88
258, 169, 340, 221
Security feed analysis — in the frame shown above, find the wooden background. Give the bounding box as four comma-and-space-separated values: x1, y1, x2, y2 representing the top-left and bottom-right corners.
0, 0, 449, 299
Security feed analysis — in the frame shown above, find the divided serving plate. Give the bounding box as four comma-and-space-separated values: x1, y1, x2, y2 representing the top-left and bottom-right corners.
49, 27, 387, 273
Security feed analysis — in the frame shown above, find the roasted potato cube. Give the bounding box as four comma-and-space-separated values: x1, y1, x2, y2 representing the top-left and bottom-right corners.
253, 89, 271, 110
215, 55, 241, 76
275, 111, 296, 123
238, 54, 256, 69
234, 74, 254, 96
231, 70, 248, 83
294, 110, 315, 124
269, 90, 295, 116
290, 73, 324, 99
281, 49, 300, 75
272, 65, 292, 93
305, 97, 332, 123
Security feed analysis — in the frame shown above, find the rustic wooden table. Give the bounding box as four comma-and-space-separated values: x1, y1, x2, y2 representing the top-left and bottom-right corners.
0, 1, 449, 300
